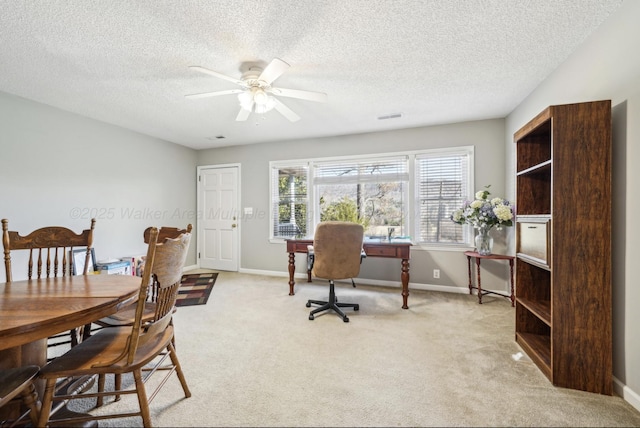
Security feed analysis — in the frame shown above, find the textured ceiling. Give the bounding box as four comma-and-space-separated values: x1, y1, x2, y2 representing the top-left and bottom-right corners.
0, 0, 623, 150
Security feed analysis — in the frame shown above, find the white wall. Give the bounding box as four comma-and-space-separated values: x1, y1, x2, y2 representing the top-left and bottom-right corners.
198, 118, 510, 293
505, 0, 640, 407
0, 91, 199, 279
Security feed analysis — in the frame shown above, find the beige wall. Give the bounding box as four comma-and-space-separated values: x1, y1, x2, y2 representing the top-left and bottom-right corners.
504, 0, 640, 407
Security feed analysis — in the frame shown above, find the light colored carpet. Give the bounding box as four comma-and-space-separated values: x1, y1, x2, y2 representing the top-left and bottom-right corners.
75, 271, 640, 427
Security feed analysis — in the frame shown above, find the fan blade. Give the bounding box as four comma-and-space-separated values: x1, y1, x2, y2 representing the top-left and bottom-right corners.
236, 106, 252, 121
273, 98, 300, 122
189, 66, 244, 86
185, 89, 243, 99
258, 58, 289, 85
270, 87, 328, 103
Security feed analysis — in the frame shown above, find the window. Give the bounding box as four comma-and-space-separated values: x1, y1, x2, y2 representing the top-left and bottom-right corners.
271, 165, 308, 238
313, 156, 409, 238
269, 146, 473, 247
415, 148, 473, 246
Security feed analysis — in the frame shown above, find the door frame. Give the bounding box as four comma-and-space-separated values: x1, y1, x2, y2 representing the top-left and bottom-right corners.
196, 163, 241, 271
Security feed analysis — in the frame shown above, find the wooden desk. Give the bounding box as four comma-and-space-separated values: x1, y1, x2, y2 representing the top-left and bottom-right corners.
464, 251, 515, 306
286, 239, 412, 309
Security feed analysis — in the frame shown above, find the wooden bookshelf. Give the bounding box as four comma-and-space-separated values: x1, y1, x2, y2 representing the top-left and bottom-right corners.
514, 100, 612, 395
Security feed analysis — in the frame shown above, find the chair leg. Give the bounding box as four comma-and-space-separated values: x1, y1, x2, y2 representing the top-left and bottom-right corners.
114, 373, 122, 401
97, 374, 106, 407
307, 281, 359, 322
133, 369, 152, 428
82, 322, 93, 341
70, 328, 79, 347
37, 378, 57, 427
20, 381, 41, 427
167, 342, 191, 398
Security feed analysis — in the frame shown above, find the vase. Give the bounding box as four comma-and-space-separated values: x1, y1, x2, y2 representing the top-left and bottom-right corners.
475, 227, 494, 256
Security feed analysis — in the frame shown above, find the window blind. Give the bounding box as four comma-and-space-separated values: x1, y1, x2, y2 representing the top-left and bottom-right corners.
415, 150, 471, 244
271, 164, 308, 238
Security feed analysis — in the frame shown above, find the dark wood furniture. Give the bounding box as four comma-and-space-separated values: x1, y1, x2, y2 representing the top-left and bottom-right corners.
514, 100, 612, 395
464, 251, 514, 306
37, 228, 192, 427
2, 218, 97, 348
287, 238, 412, 309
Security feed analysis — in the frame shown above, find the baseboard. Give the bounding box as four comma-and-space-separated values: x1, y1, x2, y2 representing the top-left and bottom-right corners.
238, 267, 470, 294
614, 376, 640, 412
182, 264, 199, 272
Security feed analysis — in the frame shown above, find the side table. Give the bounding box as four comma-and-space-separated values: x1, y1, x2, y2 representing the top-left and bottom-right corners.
464, 251, 515, 306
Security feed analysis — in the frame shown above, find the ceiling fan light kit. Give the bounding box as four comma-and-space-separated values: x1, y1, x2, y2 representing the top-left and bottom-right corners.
186, 58, 327, 122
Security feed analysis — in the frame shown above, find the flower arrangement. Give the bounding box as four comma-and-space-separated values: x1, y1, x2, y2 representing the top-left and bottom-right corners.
450, 185, 514, 230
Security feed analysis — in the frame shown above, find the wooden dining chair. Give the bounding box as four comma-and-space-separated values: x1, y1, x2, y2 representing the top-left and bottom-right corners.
96, 224, 192, 327
142, 224, 192, 303
2, 218, 96, 350
92, 225, 192, 404
37, 228, 192, 427
0, 365, 41, 427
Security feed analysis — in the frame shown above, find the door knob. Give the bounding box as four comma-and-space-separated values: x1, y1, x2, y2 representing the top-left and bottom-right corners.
232, 223, 237, 228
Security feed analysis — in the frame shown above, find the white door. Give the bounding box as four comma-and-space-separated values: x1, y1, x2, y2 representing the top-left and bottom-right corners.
198, 165, 239, 271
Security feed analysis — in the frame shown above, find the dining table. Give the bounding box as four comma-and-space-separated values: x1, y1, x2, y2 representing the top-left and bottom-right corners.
0, 274, 141, 421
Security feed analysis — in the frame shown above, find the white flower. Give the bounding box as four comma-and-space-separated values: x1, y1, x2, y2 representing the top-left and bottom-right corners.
494, 204, 513, 222
451, 185, 514, 229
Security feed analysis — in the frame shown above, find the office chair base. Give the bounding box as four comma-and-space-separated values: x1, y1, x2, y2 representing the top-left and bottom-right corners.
306, 281, 359, 322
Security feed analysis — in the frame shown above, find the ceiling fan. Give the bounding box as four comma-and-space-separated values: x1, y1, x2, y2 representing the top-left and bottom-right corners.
185, 58, 327, 122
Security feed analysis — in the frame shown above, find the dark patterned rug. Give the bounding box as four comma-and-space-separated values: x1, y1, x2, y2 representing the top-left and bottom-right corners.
175, 272, 218, 307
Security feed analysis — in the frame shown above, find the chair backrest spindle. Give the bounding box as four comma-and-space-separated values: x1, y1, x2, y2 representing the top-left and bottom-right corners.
2, 218, 96, 282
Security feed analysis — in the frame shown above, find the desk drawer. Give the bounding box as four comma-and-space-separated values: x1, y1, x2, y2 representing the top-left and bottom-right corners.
365, 245, 399, 257
286, 240, 313, 253
516, 216, 550, 266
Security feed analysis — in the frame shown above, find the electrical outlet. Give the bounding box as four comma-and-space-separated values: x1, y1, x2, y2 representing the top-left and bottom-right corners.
433, 269, 440, 279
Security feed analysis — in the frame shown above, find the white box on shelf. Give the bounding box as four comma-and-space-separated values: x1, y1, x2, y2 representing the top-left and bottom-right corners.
96, 260, 132, 275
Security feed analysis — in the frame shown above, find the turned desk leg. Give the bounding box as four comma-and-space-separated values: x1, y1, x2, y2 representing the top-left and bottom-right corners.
288, 252, 296, 296
475, 257, 483, 304
509, 258, 515, 307
467, 255, 473, 295
401, 258, 410, 309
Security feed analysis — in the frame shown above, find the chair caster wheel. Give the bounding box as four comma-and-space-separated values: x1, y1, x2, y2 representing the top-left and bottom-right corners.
306, 302, 311, 307
343, 316, 349, 322
309, 314, 314, 320
354, 305, 359, 311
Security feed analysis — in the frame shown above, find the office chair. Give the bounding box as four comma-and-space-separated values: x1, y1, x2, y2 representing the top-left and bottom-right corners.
306, 221, 364, 322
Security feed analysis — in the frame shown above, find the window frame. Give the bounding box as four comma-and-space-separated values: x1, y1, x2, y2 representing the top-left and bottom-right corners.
269, 146, 474, 250
413, 146, 475, 250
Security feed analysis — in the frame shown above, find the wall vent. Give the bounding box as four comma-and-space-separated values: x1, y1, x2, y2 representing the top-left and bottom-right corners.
377, 113, 402, 120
